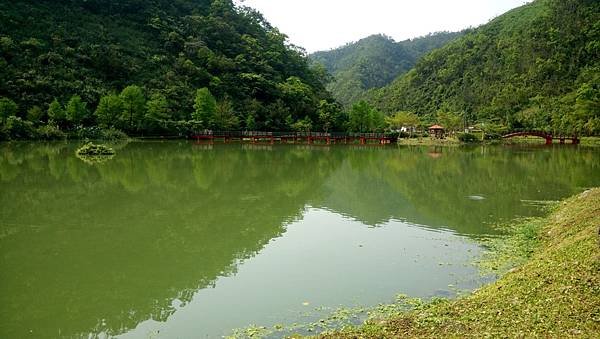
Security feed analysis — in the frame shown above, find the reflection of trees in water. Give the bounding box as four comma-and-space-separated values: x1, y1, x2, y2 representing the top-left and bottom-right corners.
318, 145, 599, 234
0, 142, 340, 338
0, 142, 598, 338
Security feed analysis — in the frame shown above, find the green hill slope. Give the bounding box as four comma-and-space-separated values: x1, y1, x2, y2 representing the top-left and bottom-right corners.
310, 32, 461, 106
0, 0, 333, 133
368, 0, 599, 135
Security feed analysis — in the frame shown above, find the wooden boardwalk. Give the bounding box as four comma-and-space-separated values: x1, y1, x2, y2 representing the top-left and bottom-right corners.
193, 131, 396, 145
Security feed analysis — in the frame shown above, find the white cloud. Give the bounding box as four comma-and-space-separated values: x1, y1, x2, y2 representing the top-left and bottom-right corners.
236, 0, 531, 52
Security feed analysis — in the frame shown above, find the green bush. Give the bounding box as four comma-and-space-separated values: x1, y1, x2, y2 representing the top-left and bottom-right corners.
75, 142, 116, 164
458, 133, 480, 143
72, 126, 103, 139
72, 126, 128, 140
36, 124, 66, 140
101, 128, 128, 140
76, 142, 115, 156
3, 116, 38, 139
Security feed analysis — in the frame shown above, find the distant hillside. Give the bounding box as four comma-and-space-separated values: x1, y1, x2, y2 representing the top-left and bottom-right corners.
0, 0, 333, 132
309, 32, 462, 106
368, 0, 599, 135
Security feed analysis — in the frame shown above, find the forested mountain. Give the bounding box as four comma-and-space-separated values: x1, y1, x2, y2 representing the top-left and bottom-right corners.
368, 0, 599, 135
309, 32, 462, 106
0, 0, 338, 136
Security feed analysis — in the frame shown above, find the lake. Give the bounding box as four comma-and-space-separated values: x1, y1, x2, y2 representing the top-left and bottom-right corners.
1, 141, 598, 338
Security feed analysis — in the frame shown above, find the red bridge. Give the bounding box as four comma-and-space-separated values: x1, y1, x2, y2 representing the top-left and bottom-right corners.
502, 131, 580, 145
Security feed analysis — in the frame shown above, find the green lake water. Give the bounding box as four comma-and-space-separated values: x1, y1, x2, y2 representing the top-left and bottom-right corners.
0, 141, 598, 338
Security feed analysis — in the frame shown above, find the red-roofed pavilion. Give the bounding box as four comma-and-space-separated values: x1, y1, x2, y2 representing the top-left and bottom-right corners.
429, 125, 445, 139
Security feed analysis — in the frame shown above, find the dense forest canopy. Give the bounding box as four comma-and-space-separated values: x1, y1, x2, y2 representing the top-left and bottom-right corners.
367, 0, 600, 135
309, 32, 462, 106
0, 0, 343, 137
0, 0, 598, 139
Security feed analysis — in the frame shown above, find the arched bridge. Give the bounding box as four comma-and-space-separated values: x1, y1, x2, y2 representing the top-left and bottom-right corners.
502, 130, 580, 145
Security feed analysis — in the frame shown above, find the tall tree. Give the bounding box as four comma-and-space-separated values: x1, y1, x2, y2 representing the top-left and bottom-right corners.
193, 88, 217, 129
47, 99, 65, 127
317, 100, 344, 132
292, 116, 313, 132
436, 111, 463, 133
369, 108, 385, 132
120, 85, 145, 131
95, 93, 123, 128
65, 95, 88, 126
26, 106, 44, 124
214, 99, 239, 130
278, 76, 316, 120
265, 99, 291, 131
145, 93, 170, 131
245, 113, 256, 131
349, 101, 372, 132
0, 97, 18, 124
573, 81, 600, 135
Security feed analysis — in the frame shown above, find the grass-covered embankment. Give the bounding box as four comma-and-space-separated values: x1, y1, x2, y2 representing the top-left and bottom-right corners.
323, 188, 600, 338
580, 137, 600, 147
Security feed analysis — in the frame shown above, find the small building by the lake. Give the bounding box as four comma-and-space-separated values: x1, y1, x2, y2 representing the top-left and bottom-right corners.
429, 125, 446, 139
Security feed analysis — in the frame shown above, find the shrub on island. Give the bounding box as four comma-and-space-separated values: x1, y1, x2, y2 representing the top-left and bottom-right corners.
75, 142, 116, 164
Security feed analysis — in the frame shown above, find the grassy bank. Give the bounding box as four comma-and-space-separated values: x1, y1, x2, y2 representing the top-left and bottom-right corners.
321, 188, 600, 338
396, 136, 600, 147
580, 137, 600, 147
496, 136, 600, 146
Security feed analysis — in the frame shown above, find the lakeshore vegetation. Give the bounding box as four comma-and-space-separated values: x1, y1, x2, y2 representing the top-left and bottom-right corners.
321, 188, 600, 338
1, 0, 598, 142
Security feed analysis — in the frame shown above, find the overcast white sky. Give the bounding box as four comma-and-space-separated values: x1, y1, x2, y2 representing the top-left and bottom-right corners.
236, 0, 531, 52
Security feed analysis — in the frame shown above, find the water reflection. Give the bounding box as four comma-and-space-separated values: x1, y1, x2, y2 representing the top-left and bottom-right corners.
0, 142, 598, 338
318, 145, 599, 232
121, 208, 484, 338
